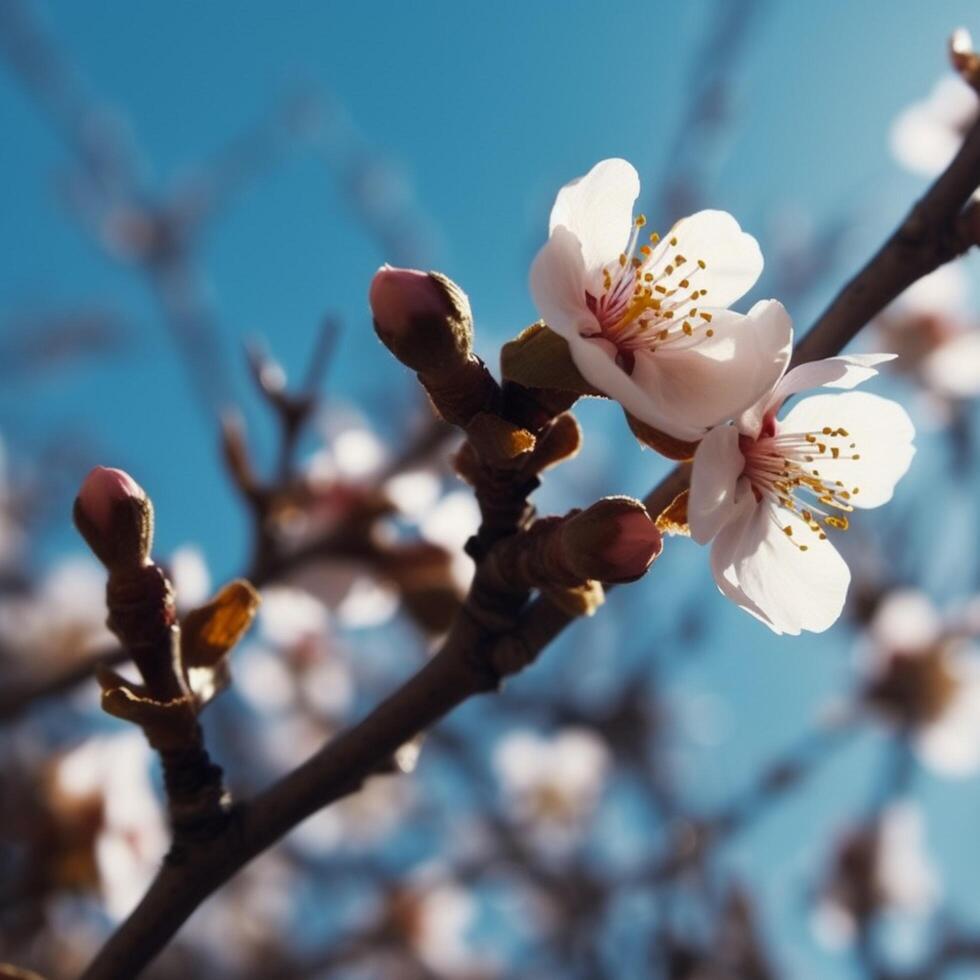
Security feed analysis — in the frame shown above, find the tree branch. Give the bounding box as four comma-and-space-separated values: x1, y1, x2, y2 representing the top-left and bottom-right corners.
80, 112, 980, 978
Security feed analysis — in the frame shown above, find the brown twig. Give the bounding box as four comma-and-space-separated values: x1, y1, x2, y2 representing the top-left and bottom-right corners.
79, 106, 980, 979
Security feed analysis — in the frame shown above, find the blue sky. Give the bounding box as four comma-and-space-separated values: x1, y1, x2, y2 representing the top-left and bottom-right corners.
3, 3, 980, 975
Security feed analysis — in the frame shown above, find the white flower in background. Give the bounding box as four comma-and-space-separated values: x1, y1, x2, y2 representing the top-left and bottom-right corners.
689, 354, 915, 634
0, 556, 113, 668
419, 489, 481, 589
493, 728, 610, 850
167, 544, 211, 611
920, 329, 980, 401
530, 158, 793, 441
390, 867, 484, 977
238, 587, 355, 723
875, 263, 980, 405
52, 733, 167, 920
284, 407, 468, 627
280, 411, 397, 623
862, 589, 980, 777
812, 802, 939, 950
891, 74, 978, 177
258, 586, 331, 649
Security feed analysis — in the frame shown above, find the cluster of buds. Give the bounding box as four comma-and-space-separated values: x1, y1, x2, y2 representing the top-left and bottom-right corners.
74, 467, 259, 841
370, 266, 663, 622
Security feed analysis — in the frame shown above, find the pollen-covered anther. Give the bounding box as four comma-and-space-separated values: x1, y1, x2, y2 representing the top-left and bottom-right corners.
582, 213, 715, 357
743, 425, 864, 552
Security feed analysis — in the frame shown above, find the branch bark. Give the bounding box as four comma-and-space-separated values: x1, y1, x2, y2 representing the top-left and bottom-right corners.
80, 114, 980, 978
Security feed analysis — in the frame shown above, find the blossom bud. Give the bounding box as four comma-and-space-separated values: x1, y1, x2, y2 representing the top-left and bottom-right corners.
369, 265, 474, 373
73, 466, 154, 571
561, 496, 662, 583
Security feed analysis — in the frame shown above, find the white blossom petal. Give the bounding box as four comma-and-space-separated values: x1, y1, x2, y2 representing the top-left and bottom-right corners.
623, 299, 793, 440
890, 76, 978, 177
548, 158, 639, 271
738, 354, 895, 438
915, 660, 980, 777
870, 589, 942, 654
689, 424, 746, 544
529, 225, 592, 341
921, 330, 980, 398
876, 802, 940, 912
711, 489, 851, 635
708, 487, 783, 631
659, 209, 764, 308
898, 262, 970, 316
779, 392, 916, 509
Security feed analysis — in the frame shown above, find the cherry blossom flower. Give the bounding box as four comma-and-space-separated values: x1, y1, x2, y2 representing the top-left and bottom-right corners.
275, 407, 473, 629
530, 158, 793, 441
493, 728, 609, 851
811, 803, 939, 951
874, 263, 980, 410
0, 557, 113, 670
51, 733, 167, 920
386, 866, 489, 977
890, 74, 978, 177
861, 588, 980, 777
689, 353, 915, 634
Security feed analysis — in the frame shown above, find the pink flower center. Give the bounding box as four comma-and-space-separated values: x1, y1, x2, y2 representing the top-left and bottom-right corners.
741, 423, 863, 552
582, 215, 713, 371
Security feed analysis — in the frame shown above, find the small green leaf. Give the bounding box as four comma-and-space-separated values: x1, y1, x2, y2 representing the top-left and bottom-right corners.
501, 322, 605, 397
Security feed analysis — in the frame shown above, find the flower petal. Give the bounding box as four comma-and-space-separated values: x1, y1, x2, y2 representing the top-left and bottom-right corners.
709, 487, 781, 632
549, 158, 639, 272
922, 331, 980, 398
778, 391, 916, 509
738, 353, 896, 438
529, 225, 593, 341
658, 209, 764, 308
870, 589, 942, 653
689, 424, 745, 544
890, 76, 977, 177
711, 489, 851, 635
897, 262, 970, 317
627, 299, 793, 441
915, 663, 980, 778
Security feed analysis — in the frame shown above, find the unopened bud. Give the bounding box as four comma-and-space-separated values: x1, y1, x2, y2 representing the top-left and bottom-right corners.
74, 466, 154, 571
562, 496, 662, 583
369, 265, 474, 373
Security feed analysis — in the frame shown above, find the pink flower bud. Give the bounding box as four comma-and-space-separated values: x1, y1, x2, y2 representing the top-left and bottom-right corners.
368, 265, 474, 373
602, 508, 663, 580
78, 466, 146, 532
74, 466, 154, 571
369, 266, 449, 337
561, 496, 662, 584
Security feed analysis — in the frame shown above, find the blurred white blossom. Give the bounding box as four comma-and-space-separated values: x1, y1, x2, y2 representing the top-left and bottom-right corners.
493, 728, 610, 850
812, 802, 938, 950
52, 733, 167, 920
862, 589, 980, 777
875, 264, 980, 410
891, 75, 978, 177
0, 556, 112, 667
